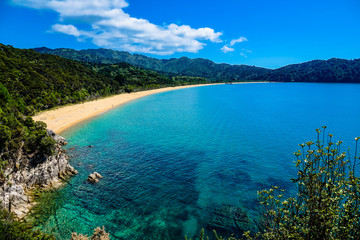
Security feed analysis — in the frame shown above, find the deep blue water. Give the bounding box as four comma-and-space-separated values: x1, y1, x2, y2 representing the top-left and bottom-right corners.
31, 83, 360, 239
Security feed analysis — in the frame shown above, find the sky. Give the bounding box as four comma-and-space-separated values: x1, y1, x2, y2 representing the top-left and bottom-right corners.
0, 0, 360, 69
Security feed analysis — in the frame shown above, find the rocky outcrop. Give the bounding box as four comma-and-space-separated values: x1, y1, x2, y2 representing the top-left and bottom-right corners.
87, 172, 103, 184
71, 226, 110, 240
0, 130, 77, 218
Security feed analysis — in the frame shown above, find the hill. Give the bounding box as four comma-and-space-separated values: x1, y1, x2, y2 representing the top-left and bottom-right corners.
251, 58, 360, 83
34, 47, 360, 83
34, 47, 270, 82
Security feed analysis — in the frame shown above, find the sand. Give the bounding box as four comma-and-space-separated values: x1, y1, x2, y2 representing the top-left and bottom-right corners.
32, 84, 218, 133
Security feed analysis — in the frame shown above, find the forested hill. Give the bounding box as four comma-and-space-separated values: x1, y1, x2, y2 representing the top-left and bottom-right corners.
34, 47, 270, 82
35, 47, 360, 83
1, 44, 207, 112
0, 43, 207, 174
251, 58, 360, 83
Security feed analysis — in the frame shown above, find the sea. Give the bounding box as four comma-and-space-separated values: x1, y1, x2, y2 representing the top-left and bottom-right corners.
30, 83, 360, 239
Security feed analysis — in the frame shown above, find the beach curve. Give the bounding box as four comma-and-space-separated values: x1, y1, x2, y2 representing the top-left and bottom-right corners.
32, 84, 218, 133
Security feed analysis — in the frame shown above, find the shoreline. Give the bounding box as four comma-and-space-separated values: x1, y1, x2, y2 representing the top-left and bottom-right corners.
32, 82, 266, 133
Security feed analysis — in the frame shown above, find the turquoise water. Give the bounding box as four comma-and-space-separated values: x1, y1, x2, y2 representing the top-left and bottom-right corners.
32, 83, 360, 239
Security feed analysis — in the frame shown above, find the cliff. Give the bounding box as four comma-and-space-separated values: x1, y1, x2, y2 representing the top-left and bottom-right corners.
0, 130, 77, 218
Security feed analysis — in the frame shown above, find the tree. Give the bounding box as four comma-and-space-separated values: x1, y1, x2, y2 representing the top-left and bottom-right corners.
246, 127, 360, 239
0, 125, 11, 147
0, 83, 10, 105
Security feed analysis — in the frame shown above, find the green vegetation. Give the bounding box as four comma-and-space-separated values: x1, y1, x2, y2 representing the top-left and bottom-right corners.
35, 47, 360, 83
189, 128, 360, 239
0, 207, 54, 240
0, 43, 209, 239
251, 58, 360, 83
0, 43, 208, 174
34, 47, 270, 82
3, 44, 360, 238
247, 127, 360, 239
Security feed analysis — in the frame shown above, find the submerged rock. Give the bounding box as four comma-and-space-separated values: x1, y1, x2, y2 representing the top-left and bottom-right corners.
87, 172, 103, 184
206, 205, 252, 238
71, 226, 110, 240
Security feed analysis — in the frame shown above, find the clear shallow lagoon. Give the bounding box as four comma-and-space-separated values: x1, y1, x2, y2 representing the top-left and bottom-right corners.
31, 83, 360, 239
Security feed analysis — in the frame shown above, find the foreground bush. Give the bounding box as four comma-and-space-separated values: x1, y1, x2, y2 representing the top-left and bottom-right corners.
190, 127, 360, 239
246, 127, 360, 239
0, 207, 54, 240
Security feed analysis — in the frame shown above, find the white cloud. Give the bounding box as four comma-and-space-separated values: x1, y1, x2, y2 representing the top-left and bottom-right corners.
167, 24, 222, 43
51, 24, 81, 37
240, 52, 248, 58
221, 45, 235, 53
230, 37, 247, 46
12, 0, 222, 55
221, 36, 248, 54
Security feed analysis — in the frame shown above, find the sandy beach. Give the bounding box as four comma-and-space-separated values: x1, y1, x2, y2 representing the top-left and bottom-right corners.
33, 84, 218, 133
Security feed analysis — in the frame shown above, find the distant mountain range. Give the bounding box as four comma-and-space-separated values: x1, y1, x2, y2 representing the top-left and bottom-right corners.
33, 47, 271, 82
34, 47, 360, 83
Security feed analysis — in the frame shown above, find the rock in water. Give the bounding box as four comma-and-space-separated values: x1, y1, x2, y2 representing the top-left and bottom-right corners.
87, 172, 103, 183
94, 172, 103, 179
206, 205, 252, 238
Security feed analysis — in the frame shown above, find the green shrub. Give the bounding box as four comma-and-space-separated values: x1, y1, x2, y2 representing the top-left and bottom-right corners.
39, 137, 56, 156
246, 127, 360, 239
0, 207, 54, 240
191, 128, 360, 240
0, 125, 11, 147
0, 83, 10, 105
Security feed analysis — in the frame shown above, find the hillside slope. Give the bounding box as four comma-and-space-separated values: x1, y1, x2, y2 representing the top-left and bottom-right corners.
34, 47, 270, 81
35, 47, 360, 83
251, 58, 360, 83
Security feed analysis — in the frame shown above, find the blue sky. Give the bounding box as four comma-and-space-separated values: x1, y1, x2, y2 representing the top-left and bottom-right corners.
1, 0, 359, 68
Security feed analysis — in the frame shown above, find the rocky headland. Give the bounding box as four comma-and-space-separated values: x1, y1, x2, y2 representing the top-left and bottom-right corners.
0, 130, 77, 218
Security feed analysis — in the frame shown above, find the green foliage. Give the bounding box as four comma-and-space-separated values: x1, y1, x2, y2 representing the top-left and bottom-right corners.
38, 137, 56, 156
34, 47, 270, 82
191, 128, 360, 240
0, 43, 208, 174
35, 47, 360, 83
0, 207, 54, 240
0, 125, 11, 147
246, 127, 360, 239
1, 43, 208, 114
250, 58, 360, 83
0, 82, 10, 105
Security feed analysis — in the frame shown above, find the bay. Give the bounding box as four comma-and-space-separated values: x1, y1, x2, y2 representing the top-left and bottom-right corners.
31, 83, 360, 239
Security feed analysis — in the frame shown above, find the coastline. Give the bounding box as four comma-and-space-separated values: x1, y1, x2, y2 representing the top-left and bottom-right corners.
33, 82, 268, 133
33, 84, 213, 133
32, 83, 214, 133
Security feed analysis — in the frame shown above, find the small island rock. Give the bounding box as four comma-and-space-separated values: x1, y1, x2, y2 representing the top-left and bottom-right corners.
87, 172, 103, 183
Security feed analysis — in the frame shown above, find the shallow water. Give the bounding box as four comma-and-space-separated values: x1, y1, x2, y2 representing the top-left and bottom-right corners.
31, 83, 360, 239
